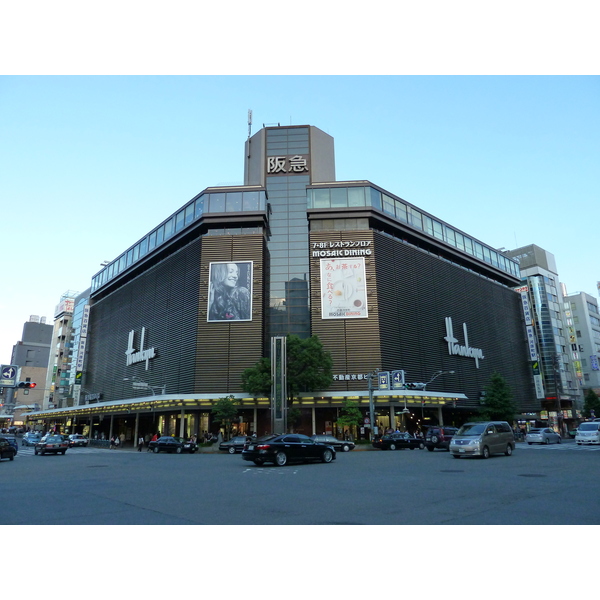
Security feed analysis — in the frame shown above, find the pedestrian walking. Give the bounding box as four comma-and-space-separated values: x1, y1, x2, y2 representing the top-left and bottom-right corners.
114, 435, 120, 449
110, 435, 115, 449
137, 435, 144, 452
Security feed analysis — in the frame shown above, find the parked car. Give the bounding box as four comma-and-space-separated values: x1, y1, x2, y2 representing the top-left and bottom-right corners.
311, 434, 355, 452
449, 421, 515, 459
575, 421, 600, 445
148, 436, 185, 454
242, 433, 336, 466
371, 432, 424, 451
68, 434, 89, 447
0, 437, 17, 461
34, 434, 69, 455
22, 432, 42, 447
1, 435, 19, 454
525, 427, 561, 445
425, 426, 458, 451
172, 437, 198, 453
220, 436, 251, 454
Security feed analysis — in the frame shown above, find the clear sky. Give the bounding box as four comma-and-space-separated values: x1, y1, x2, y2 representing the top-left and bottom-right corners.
1, 75, 598, 364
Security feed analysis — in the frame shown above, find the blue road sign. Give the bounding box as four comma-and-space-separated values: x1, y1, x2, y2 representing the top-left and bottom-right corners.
1, 364, 18, 387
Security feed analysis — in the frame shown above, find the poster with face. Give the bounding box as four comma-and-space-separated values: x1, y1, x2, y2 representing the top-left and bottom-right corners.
207, 261, 253, 322
320, 257, 368, 319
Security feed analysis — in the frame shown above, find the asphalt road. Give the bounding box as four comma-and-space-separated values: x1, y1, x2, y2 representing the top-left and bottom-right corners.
2, 441, 599, 525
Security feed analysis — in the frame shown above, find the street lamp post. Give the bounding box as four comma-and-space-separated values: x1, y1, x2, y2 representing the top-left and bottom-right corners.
123, 377, 166, 396
423, 370, 455, 390
423, 370, 455, 426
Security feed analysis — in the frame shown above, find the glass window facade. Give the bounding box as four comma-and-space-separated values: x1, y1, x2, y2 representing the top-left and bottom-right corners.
91, 188, 267, 292
306, 184, 520, 280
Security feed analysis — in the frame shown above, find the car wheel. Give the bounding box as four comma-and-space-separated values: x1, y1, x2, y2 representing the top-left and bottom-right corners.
253, 459, 264, 466
389, 443, 396, 451
321, 449, 334, 463
419, 442, 425, 450
153, 447, 160, 453
62, 451, 66, 455
10, 454, 14, 461
557, 437, 561, 444
176, 447, 182, 454
504, 444, 513, 456
34, 449, 38, 455
543, 438, 549, 444
342, 444, 350, 452
427, 446, 434, 452
228, 446, 236, 454
452, 454, 460, 459
528, 442, 532, 445
275, 451, 287, 466
482, 446, 490, 459
430, 435, 439, 444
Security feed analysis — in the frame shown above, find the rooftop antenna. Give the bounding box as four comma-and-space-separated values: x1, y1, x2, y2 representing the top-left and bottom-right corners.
247, 109, 252, 139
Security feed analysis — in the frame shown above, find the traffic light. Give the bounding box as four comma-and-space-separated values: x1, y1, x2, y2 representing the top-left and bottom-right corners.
17, 382, 37, 389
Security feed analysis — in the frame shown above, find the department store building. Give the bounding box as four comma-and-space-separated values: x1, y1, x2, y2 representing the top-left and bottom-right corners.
28, 125, 536, 443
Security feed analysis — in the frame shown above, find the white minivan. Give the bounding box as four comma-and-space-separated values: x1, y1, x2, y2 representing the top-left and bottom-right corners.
575, 421, 600, 445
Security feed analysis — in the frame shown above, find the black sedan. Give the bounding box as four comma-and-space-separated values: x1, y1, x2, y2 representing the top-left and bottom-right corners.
34, 435, 69, 455
147, 436, 185, 454
310, 434, 355, 452
242, 433, 336, 466
372, 432, 425, 451
173, 437, 199, 453
219, 436, 251, 454
0, 437, 17, 461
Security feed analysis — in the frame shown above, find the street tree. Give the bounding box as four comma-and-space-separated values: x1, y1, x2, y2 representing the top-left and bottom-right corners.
212, 395, 238, 440
240, 335, 334, 432
241, 357, 272, 398
286, 334, 333, 405
583, 388, 600, 419
479, 371, 517, 423
336, 399, 363, 437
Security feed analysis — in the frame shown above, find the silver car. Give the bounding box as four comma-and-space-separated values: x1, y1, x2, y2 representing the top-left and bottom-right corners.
525, 427, 561, 445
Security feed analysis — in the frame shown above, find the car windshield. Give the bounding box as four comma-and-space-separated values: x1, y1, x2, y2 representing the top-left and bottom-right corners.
528, 429, 542, 433
579, 423, 600, 431
456, 423, 486, 436
46, 436, 63, 442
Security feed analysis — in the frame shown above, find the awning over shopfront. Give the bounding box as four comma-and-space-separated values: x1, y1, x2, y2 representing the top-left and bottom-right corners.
24, 389, 469, 422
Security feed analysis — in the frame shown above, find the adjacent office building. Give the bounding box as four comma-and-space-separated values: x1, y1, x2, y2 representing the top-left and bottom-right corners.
0, 316, 52, 426
564, 290, 600, 393
506, 244, 582, 433
27, 125, 536, 441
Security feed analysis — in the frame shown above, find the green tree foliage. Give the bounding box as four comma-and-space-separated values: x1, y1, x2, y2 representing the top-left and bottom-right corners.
285, 334, 333, 404
583, 388, 600, 418
212, 395, 239, 440
241, 357, 272, 398
479, 371, 517, 423
287, 406, 302, 432
336, 399, 363, 431
241, 335, 334, 404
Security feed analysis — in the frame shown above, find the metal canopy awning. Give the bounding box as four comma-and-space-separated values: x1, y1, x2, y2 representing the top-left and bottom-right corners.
24, 389, 469, 420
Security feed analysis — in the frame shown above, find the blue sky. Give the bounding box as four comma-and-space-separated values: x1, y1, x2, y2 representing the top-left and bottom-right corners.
1, 75, 598, 363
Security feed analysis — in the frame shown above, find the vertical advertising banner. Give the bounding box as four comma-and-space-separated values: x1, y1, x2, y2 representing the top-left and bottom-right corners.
320, 257, 368, 319
207, 261, 253, 322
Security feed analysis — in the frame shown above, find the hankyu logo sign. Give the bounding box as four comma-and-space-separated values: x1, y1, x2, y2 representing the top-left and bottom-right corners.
444, 317, 484, 368
125, 327, 157, 370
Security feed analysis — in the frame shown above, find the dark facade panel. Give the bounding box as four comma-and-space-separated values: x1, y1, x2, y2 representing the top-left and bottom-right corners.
374, 232, 536, 410
196, 234, 265, 393
308, 227, 535, 411
85, 237, 203, 401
